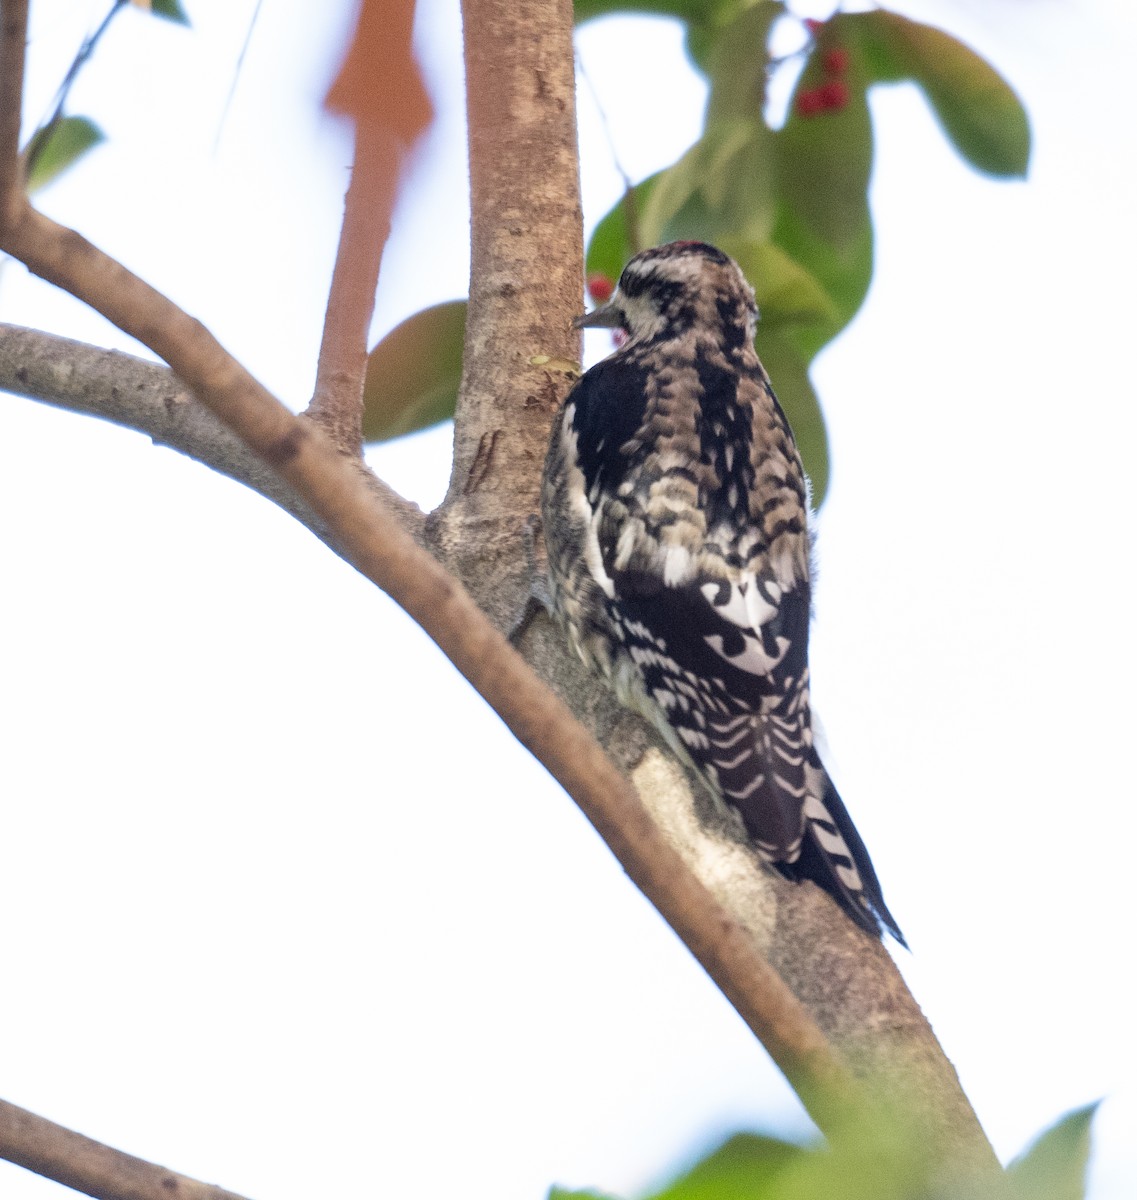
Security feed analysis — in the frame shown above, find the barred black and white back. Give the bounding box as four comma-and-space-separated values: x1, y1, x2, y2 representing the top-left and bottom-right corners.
541, 241, 903, 943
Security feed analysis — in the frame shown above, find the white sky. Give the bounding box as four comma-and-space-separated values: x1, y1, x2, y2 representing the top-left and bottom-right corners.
1, 1, 1135, 1198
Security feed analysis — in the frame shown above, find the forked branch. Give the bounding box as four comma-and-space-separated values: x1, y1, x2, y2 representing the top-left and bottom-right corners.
0, 0, 1000, 1185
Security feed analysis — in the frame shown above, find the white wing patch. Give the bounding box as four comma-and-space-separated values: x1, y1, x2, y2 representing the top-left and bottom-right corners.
704, 631, 789, 676
562, 405, 617, 601
699, 576, 780, 629
698, 576, 789, 676
662, 544, 695, 586
745, 579, 781, 630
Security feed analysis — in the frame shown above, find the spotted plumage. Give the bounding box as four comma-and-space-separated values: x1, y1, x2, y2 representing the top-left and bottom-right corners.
541, 240, 903, 943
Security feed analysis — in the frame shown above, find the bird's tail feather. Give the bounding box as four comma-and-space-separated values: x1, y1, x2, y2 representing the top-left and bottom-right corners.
782, 762, 907, 946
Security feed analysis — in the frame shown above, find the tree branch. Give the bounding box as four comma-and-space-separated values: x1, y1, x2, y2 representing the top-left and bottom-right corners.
0, 248, 883, 1167
0, 322, 426, 545
0, 258, 860, 1140
442, 0, 999, 1174
0, 1097, 256, 1200
307, 123, 400, 453
0, 0, 999, 1175
444, 0, 584, 525
0, 0, 858, 1137
0, 0, 27, 222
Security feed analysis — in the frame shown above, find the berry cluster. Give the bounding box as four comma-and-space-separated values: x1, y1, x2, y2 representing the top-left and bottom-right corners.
795, 42, 851, 118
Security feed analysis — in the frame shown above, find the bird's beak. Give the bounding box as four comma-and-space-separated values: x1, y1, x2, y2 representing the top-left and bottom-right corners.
573, 301, 624, 330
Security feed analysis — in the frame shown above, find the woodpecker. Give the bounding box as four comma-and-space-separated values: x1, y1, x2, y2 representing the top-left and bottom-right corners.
541, 240, 903, 943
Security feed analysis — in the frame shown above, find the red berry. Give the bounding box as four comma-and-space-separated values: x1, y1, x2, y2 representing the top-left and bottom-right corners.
587, 273, 614, 303
819, 80, 850, 110
803, 18, 824, 35
795, 88, 825, 118
823, 47, 850, 75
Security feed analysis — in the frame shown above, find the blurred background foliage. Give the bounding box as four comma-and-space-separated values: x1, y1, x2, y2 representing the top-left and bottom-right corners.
551, 1103, 1095, 1200
362, 0, 1028, 504
22, 0, 1030, 506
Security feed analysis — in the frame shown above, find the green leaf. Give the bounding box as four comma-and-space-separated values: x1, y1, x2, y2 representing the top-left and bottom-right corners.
574, 0, 730, 30
548, 1188, 616, 1200
774, 29, 874, 252
642, 119, 773, 246
642, 3, 780, 245
642, 125, 742, 246
771, 1107, 942, 1200
648, 1133, 804, 1200
704, 2, 781, 125
752, 329, 829, 505
773, 1143, 923, 1200
148, 0, 191, 24
362, 301, 466, 443
1006, 1104, 1098, 1200
854, 9, 1030, 177
769, 19, 880, 357
720, 238, 839, 329
769, 199, 873, 359
24, 117, 105, 194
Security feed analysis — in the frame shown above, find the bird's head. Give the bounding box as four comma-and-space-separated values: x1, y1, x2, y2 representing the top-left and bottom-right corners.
575, 241, 759, 346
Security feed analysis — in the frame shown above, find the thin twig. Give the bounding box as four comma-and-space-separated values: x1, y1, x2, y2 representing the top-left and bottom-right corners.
0, 1096, 256, 1200
212, 0, 265, 154
576, 51, 641, 254
307, 121, 400, 454
576, 49, 634, 196
21, 0, 127, 185
34, 0, 123, 133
